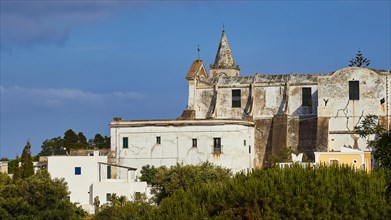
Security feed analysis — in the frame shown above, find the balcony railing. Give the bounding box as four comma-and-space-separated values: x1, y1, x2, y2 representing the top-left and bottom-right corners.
212, 145, 223, 154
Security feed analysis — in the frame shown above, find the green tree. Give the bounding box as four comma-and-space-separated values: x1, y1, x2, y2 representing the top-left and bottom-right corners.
349, 49, 370, 67
354, 115, 391, 169
77, 132, 88, 149
15, 140, 34, 179
7, 157, 20, 174
146, 162, 232, 204
94, 193, 152, 220
38, 137, 66, 156
64, 129, 79, 151
147, 166, 390, 219
0, 170, 85, 219
140, 165, 159, 184
93, 134, 110, 149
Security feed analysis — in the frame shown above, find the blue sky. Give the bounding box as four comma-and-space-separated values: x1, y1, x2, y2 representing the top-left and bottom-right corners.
1, 1, 390, 158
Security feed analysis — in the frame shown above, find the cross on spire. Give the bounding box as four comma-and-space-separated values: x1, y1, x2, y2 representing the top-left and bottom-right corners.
197, 44, 200, 60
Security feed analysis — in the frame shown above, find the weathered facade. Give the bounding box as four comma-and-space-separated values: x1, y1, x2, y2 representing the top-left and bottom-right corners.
110, 30, 390, 171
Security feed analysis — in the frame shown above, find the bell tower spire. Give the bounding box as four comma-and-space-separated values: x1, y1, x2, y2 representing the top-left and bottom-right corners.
210, 29, 240, 78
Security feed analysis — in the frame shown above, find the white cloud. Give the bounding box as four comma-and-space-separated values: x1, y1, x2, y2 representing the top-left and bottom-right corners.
0, 1, 133, 49
0, 85, 144, 109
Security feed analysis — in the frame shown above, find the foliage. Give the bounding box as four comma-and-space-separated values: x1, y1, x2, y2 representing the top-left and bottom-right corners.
93, 134, 110, 149
93, 193, 152, 220
0, 170, 85, 219
139, 164, 159, 184
147, 165, 390, 219
349, 49, 370, 67
14, 141, 34, 180
372, 131, 391, 170
354, 115, 391, 169
38, 129, 110, 156
38, 137, 66, 156
7, 157, 20, 174
144, 162, 232, 204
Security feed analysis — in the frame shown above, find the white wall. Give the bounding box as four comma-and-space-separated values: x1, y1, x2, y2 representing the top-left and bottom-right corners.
111, 121, 254, 174
91, 181, 148, 204
318, 68, 390, 151
47, 155, 107, 205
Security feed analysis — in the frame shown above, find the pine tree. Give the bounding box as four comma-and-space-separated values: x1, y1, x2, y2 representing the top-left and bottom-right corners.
349, 49, 370, 67
17, 140, 34, 179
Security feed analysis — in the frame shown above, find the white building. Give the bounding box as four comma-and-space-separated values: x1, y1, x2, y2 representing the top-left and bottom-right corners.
111, 119, 254, 174
47, 151, 147, 213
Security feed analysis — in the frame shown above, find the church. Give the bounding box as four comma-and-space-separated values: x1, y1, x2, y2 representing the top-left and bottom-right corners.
110, 30, 390, 174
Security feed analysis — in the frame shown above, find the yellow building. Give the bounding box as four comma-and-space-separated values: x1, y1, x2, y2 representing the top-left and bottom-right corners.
314, 147, 372, 172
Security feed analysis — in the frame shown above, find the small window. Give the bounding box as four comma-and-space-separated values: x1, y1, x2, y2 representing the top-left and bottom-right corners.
107, 166, 111, 179
244, 140, 246, 146
213, 138, 221, 154
349, 81, 359, 100
123, 137, 128, 149
192, 138, 197, 148
232, 89, 241, 108
302, 87, 312, 106
106, 193, 112, 202
75, 167, 81, 175
156, 136, 161, 145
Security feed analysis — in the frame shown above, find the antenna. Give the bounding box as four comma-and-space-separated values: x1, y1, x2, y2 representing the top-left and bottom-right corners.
197, 44, 200, 60
223, 23, 225, 32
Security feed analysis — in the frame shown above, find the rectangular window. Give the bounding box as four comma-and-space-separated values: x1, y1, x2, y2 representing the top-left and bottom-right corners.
106, 193, 112, 202
75, 167, 81, 175
107, 166, 111, 179
232, 89, 241, 108
123, 137, 128, 149
192, 138, 197, 148
302, 87, 312, 106
244, 140, 246, 146
213, 138, 221, 154
156, 136, 161, 145
349, 81, 359, 100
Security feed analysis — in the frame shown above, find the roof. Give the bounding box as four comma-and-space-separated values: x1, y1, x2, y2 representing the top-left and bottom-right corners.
210, 31, 240, 70
186, 59, 208, 80
110, 119, 254, 127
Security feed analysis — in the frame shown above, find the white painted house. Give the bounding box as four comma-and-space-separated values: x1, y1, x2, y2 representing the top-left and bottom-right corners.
47, 151, 147, 213
111, 119, 255, 174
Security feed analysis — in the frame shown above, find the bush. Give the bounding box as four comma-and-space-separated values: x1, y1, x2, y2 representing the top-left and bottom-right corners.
148, 165, 391, 219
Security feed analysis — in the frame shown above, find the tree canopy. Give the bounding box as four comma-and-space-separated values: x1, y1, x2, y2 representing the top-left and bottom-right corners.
140, 162, 232, 204
13, 141, 34, 180
354, 115, 391, 169
95, 164, 390, 219
349, 49, 370, 67
38, 129, 110, 156
0, 170, 86, 219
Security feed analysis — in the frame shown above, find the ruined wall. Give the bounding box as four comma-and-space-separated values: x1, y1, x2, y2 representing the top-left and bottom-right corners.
192, 74, 318, 120
318, 68, 390, 151
316, 117, 329, 152
271, 114, 288, 155
287, 116, 317, 160
254, 119, 273, 168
